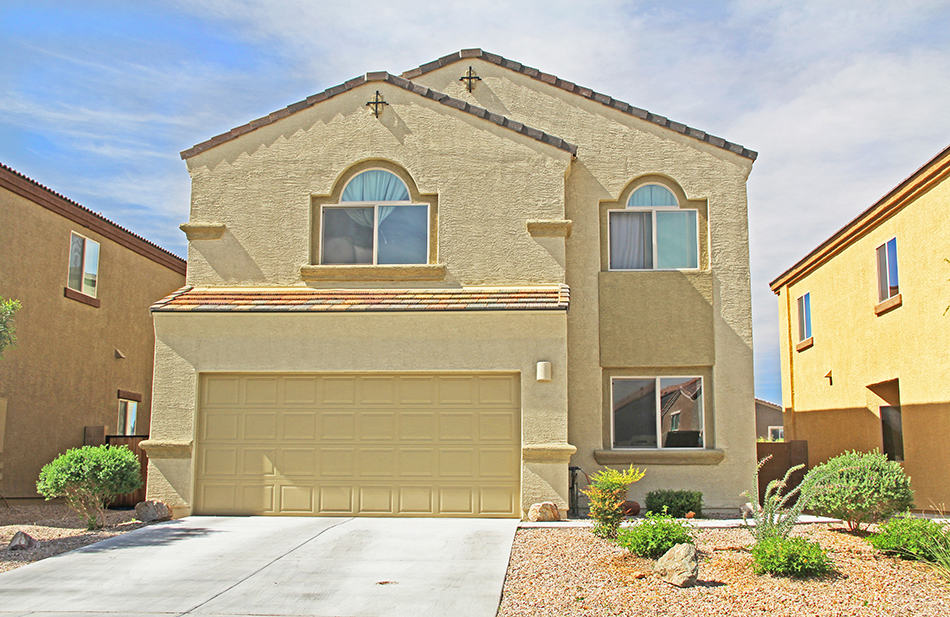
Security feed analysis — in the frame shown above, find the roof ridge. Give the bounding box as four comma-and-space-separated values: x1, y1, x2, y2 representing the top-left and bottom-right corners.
180, 72, 577, 160
401, 48, 757, 161
0, 162, 186, 274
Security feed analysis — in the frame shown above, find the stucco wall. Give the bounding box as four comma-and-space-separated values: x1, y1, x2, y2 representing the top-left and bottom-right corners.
148, 311, 569, 516
777, 174, 950, 508
0, 186, 185, 496
414, 59, 757, 509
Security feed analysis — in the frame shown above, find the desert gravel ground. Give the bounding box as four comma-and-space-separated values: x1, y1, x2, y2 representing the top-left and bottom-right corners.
498, 524, 950, 617
0, 501, 145, 573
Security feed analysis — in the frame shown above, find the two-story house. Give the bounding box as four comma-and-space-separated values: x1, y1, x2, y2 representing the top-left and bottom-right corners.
771, 145, 950, 510
144, 49, 757, 518
0, 163, 186, 497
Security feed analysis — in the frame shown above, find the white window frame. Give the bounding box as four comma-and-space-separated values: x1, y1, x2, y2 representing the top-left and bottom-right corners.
606, 206, 701, 272
117, 399, 138, 436
610, 375, 706, 450
67, 231, 100, 297
768, 426, 785, 441
875, 237, 899, 302
320, 168, 429, 265
797, 292, 812, 342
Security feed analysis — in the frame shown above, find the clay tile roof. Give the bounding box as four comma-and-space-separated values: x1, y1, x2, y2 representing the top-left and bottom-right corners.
0, 162, 186, 275
180, 72, 577, 159
401, 49, 757, 161
151, 285, 571, 313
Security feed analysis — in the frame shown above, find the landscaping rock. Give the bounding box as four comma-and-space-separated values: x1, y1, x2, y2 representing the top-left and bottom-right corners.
527, 502, 560, 522
134, 500, 171, 523
653, 543, 698, 587
739, 502, 759, 518
622, 500, 641, 516
7, 531, 37, 551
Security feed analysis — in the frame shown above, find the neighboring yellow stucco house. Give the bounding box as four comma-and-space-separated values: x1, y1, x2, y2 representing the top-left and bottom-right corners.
144, 49, 758, 518
771, 145, 950, 511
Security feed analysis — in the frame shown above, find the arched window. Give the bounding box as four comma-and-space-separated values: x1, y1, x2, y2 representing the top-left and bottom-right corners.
609, 182, 698, 270
322, 168, 428, 265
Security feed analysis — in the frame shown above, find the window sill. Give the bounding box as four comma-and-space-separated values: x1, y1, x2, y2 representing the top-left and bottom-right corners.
594, 448, 725, 466
300, 263, 446, 281
795, 337, 814, 352
874, 293, 902, 316
64, 287, 100, 308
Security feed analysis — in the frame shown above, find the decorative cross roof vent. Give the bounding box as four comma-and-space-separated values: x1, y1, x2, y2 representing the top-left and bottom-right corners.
459, 66, 481, 92
365, 90, 388, 117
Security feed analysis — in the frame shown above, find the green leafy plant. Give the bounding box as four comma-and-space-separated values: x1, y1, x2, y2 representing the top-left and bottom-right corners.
581, 465, 645, 538
645, 489, 703, 518
742, 457, 819, 542
751, 536, 831, 578
36, 445, 142, 529
869, 514, 950, 562
801, 450, 914, 532
614, 507, 694, 558
0, 297, 21, 359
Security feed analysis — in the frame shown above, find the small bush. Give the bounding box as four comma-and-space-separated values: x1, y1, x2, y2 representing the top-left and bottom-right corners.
645, 489, 703, 518
801, 450, 913, 532
614, 508, 694, 558
869, 514, 950, 562
582, 465, 645, 539
36, 445, 142, 529
742, 457, 822, 543
751, 536, 831, 578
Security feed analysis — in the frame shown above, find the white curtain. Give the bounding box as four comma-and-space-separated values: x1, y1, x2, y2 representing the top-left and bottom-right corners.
610, 212, 652, 269
341, 169, 409, 202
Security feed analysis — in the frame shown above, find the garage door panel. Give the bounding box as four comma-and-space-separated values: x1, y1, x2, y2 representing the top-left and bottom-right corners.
196, 373, 520, 517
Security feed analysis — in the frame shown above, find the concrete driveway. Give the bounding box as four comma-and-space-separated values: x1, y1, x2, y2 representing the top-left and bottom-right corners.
0, 516, 519, 617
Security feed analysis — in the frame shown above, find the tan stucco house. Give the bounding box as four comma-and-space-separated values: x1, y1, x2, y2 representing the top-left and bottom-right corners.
0, 163, 186, 497
145, 49, 758, 518
771, 145, 950, 510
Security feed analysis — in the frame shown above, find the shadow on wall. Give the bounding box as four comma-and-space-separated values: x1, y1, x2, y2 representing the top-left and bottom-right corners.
189, 230, 265, 283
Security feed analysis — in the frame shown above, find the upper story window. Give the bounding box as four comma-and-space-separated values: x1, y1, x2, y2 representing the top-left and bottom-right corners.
608, 184, 698, 270
117, 399, 138, 435
876, 237, 899, 302
797, 292, 812, 342
67, 232, 100, 297
321, 169, 428, 265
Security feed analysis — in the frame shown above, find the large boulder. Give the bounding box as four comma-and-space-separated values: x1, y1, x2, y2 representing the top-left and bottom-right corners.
8, 531, 37, 551
653, 543, 698, 587
135, 500, 172, 523
526, 502, 560, 522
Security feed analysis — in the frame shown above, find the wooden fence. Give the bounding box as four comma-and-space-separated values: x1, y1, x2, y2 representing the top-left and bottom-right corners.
105, 435, 149, 508
756, 440, 808, 504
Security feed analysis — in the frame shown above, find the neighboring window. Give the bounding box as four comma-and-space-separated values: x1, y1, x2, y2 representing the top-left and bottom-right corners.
117, 399, 138, 435
881, 405, 904, 462
768, 426, 785, 441
876, 237, 899, 302
67, 232, 100, 297
797, 293, 812, 341
609, 184, 698, 270
321, 169, 428, 265
612, 376, 704, 449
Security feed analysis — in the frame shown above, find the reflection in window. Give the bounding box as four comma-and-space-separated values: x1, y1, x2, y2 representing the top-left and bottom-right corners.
876, 238, 900, 302
67, 232, 100, 297
612, 377, 704, 449
881, 405, 904, 462
797, 293, 812, 341
117, 399, 138, 435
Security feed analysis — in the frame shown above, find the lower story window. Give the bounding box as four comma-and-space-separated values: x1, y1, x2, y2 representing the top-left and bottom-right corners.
612, 376, 704, 448
117, 399, 138, 435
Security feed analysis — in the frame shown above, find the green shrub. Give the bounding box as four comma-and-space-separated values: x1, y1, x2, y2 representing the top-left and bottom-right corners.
582, 465, 645, 539
645, 489, 703, 518
751, 536, 831, 578
36, 445, 142, 529
614, 508, 694, 558
868, 514, 950, 562
742, 457, 822, 543
801, 450, 914, 532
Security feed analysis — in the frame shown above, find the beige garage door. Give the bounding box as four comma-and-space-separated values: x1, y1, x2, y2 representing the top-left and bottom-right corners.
195, 373, 521, 517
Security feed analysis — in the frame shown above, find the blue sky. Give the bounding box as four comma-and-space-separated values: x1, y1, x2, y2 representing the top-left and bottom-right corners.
3, 1, 950, 403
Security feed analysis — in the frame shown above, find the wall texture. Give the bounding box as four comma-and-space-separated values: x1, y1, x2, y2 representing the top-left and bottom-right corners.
0, 183, 185, 497
776, 164, 950, 509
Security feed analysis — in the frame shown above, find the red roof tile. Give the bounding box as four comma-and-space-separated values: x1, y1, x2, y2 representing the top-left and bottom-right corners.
151, 285, 570, 313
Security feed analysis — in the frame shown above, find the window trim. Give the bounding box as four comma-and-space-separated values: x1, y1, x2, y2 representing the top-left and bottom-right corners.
767, 426, 785, 441
319, 202, 431, 266
117, 398, 138, 436
875, 237, 900, 303
796, 292, 812, 342
609, 375, 706, 451
606, 207, 700, 271
66, 231, 101, 298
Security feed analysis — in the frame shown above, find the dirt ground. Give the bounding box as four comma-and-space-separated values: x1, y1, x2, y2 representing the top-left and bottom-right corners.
498, 524, 950, 617
0, 500, 146, 573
